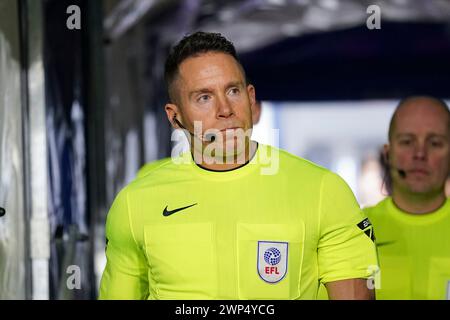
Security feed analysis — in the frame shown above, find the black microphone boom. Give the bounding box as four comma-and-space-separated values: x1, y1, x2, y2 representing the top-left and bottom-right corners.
397, 169, 407, 178
204, 133, 216, 142
173, 118, 215, 142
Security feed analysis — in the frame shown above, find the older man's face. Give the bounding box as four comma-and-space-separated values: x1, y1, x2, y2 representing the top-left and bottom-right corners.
388, 98, 450, 196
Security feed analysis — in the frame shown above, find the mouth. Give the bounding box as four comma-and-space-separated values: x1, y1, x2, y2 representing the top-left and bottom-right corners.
408, 169, 429, 176
219, 127, 241, 132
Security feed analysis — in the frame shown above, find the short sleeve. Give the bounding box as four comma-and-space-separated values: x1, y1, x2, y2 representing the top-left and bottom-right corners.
317, 172, 378, 284
98, 189, 149, 299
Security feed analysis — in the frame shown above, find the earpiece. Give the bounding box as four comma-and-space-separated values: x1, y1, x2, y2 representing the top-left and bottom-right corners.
171, 114, 216, 142
386, 151, 407, 178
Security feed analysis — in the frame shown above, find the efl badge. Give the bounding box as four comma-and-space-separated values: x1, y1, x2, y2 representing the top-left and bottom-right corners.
257, 241, 288, 283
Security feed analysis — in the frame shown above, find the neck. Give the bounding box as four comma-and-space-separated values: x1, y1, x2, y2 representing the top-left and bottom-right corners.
392, 188, 446, 214
192, 140, 257, 171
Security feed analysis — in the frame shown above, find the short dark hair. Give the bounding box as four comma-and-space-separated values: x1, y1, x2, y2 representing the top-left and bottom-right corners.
388, 95, 450, 141
164, 31, 245, 103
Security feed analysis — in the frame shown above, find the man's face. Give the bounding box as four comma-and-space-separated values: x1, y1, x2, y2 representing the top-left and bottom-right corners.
387, 99, 450, 196
166, 52, 256, 158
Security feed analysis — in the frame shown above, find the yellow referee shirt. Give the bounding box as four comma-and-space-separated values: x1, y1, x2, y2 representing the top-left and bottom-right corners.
136, 157, 171, 179
99, 143, 377, 299
364, 197, 450, 300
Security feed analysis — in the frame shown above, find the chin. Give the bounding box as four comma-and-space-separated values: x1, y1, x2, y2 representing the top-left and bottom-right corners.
223, 138, 247, 153
222, 146, 244, 158
407, 184, 438, 194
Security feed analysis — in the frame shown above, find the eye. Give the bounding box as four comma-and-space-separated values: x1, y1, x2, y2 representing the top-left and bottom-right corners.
430, 140, 444, 148
398, 139, 412, 146
228, 87, 240, 96
197, 94, 211, 103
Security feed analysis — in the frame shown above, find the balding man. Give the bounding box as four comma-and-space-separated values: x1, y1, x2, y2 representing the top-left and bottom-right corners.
364, 96, 450, 299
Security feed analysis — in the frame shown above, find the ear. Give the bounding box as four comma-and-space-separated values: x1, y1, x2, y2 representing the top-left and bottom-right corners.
247, 84, 260, 125
165, 103, 180, 128
252, 100, 262, 125
383, 143, 390, 165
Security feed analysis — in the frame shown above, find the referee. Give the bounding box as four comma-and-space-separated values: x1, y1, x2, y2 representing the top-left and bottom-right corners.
365, 96, 450, 299
99, 32, 378, 300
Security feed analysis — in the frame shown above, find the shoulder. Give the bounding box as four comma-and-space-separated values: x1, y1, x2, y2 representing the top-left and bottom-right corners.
363, 197, 390, 219
135, 157, 173, 179
122, 153, 195, 196
260, 144, 352, 195
264, 144, 330, 176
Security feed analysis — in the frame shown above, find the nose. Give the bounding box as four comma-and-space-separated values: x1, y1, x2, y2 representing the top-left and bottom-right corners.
413, 142, 427, 161
216, 95, 234, 119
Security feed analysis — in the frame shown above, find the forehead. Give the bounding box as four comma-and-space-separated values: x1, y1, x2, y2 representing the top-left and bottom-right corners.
177, 52, 244, 89
394, 101, 449, 136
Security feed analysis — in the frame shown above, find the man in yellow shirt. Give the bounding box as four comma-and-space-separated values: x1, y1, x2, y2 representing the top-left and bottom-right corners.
365, 96, 450, 299
99, 31, 377, 300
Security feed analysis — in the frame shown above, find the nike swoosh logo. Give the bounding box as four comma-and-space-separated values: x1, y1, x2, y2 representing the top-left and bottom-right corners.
163, 203, 197, 216
376, 240, 396, 247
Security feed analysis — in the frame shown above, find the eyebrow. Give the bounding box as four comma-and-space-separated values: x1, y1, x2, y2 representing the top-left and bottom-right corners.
188, 88, 212, 100
188, 81, 245, 99
395, 133, 448, 139
226, 81, 245, 89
